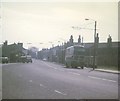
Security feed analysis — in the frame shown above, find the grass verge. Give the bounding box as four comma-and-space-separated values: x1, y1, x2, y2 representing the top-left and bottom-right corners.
97, 66, 119, 71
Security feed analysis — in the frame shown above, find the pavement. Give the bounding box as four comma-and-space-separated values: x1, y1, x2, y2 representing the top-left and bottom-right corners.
52, 62, 120, 74
51, 61, 120, 74
94, 68, 120, 74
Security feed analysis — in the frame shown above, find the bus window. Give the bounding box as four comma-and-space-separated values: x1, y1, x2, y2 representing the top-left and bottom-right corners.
74, 47, 85, 55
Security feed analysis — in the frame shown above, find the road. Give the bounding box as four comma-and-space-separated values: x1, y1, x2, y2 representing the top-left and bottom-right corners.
2, 59, 119, 99
0, 64, 2, 100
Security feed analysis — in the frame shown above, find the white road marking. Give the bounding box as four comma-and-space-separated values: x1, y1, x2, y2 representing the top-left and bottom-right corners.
101, 78, 117, 82
49, 66, 57, 69
42, 62, 57, 69
53, 67, 57, 69
54, 90, 67, 95
42, 61, 66, 71
69, 72, 81, 76
2, 63, 18, 66
29, 80, 33, 83
18, 74, 22, 77
42, 61, 117, 83
39, 84, 46, 88
58, 69, 65, 72
88, 76, 117, 82
88, 76, 101, 80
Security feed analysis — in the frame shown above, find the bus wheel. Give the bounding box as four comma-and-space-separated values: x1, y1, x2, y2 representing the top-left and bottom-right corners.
72, 64, 77, 68
71, 65, 76, 68
75, 66, 78, 68
66, 63, 69, 68
95, 65, 97, 68
81, 66, 84, 69
71, 64, 74, 68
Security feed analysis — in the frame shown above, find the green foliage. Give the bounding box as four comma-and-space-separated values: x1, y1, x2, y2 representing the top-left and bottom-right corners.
2, 43, 25, 62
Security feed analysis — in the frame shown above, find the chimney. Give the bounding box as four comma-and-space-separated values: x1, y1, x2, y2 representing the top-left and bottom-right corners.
82, 37, 83, 45
78, 35, 81, 44
18, 43, 23, 47
4, 40, 8, 46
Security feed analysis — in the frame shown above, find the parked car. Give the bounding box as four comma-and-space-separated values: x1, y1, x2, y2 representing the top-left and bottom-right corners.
26, 55, 32, 63
0, 57, 9, 63
20, 55, 32, 63
43, 58, 47, 61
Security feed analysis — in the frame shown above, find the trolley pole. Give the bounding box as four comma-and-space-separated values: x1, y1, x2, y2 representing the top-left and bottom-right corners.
93, 21, 97, 70
85, 19, 97, 70
72, 18, 97, 70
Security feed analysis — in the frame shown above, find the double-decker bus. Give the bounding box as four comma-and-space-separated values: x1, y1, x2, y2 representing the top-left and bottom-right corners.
65, 45, 85, 69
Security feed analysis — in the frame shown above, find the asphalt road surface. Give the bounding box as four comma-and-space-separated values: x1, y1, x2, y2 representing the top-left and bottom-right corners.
2, 59, 119, 99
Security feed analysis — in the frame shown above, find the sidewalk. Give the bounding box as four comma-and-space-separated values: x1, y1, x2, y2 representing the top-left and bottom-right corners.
52, 61, 120, 74
95, 68, 120, 74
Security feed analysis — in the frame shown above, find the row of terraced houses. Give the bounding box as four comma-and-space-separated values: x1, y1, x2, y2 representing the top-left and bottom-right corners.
37, 34, 119, 70
0, 34, 119, 70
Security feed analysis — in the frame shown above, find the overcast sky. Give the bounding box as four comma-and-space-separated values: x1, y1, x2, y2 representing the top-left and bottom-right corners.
1, 1, 118, 49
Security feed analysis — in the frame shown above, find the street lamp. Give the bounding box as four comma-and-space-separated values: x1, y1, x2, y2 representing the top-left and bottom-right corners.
49, 42, 54, 48
39, 43, 43, 50
85, 18, 97, 70
27, 43, 32, 55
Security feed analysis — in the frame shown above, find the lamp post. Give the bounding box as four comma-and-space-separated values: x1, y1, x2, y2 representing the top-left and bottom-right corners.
49, 42, 54, 48
49, 42, 54, 62
39, 43, 43, 51
27, 43, 32, 55
85, 18, 97, 70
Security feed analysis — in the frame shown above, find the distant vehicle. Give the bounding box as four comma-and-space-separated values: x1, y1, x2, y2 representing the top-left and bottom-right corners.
65, 45, 85, 69
0, 57, 9, 64
43, 58, 47, 61
20, 55, 32, 63
26, 55, 32, 63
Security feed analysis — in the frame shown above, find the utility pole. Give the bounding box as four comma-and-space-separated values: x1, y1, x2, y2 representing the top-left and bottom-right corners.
72, 19, 98, 70
93, 21, 97, 70
85, 19, 97, 70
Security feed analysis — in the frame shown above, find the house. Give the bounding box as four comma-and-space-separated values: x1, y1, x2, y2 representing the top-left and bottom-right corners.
2, 41, 28, 62
37, 35, 119, 68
